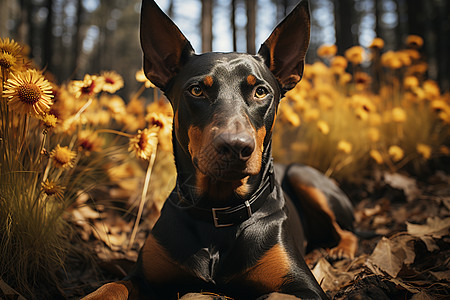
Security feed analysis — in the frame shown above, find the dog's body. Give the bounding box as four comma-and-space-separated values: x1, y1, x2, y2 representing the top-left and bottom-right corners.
84, 0, 357, 299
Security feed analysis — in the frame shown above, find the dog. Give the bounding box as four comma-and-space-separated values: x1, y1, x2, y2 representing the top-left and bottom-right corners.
83, 0, 357, 298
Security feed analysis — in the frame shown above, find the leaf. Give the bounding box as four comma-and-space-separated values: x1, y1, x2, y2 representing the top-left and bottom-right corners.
384, 172, 420, 202
430, 270, 450, 281
410, 291, 435, 300
418, 236, 439, 252
367, 236, 415, 278
312, 257, 354, 291
407, 217, 450, 239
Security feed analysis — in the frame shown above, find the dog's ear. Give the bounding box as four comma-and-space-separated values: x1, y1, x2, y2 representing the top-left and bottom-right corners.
140, 0, 195, 90
258, 0, 310, 93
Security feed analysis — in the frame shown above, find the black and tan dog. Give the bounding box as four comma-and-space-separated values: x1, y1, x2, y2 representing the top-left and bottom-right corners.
84, 0, 357, 299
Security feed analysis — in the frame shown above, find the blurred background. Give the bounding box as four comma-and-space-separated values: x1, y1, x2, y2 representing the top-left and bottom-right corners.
1, 0, 449, 96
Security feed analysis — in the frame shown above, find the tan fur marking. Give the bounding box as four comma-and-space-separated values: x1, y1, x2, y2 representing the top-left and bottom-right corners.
141, 234, 191, 283
187, 125, 203, 159
203, 75, 214, 87
246, 126, 266, 174
244, 244, 291, 292
296, 184, 357, 259
247, 74, 257, 86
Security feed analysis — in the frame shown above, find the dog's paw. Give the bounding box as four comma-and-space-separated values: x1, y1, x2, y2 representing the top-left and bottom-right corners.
328, 230, 358, 260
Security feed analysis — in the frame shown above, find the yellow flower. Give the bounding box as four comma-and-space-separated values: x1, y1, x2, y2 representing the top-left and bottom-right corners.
317, 44, 337, 58
370, 149, 384, 164
3, 69, 53, 117
136, 69, 156, 88
317, 120, 330, 135
406, 35, 424, 48
337, 140, 352, 154
129, 128, 159, 161
381, 51, 402, 69
0, 37, 23, 56
303, 108, 320, 122
50, 145, 76, 169
70, 74, 103, 98
40, 113, 58, 129
41, 179, 65, 199
423, 80, 440, 99
0, 52, 17, 71
416, 143, 431, 159
77, 130, 104, 154
404, 76, 419, 89
438, 111, 450, 124
339, 73, 352, 85
355, 107, 369, 121
330, 56, 348, 74
369, 37, 384, 50
367, 127, 380, 142
392, 107, 407, 123
354, 72, 372, 90
99, 71, 124, 93
345, 46, 365, 65
318, 94, 333, 110
280, 102, 301, 126
388, 145, 404, 162
104, 94, 126, 116
439, 146, 450, 156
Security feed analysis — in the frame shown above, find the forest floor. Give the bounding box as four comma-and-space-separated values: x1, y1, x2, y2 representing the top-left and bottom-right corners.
1, 169, 449, 300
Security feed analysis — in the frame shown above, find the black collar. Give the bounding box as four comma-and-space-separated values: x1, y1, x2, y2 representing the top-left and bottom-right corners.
173, 158, 275, 228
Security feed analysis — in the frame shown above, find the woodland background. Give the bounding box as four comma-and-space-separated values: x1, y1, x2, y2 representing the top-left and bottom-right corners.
1, 0, 449, 96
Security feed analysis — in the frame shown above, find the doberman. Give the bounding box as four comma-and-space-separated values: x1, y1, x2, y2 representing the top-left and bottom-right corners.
84, 0, 357, 299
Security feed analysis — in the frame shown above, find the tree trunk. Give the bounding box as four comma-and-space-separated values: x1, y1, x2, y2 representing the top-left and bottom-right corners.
43, 0, 53, 73
201, 0, 213, 53
231, 0, 237, 52
334, 0, 354, 54
246, 0, 256, 54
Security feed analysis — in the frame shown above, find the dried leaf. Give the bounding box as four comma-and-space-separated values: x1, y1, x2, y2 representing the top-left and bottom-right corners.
384, 172, 420, 201
407, 217, 450, 239
312, 257, 354, 291
410, 291, 435, 300
430, 270, 450, 281
367, 235, 415, 278
419, 235, 439, 252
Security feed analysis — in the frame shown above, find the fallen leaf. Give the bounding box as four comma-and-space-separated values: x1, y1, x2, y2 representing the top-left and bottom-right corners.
418, 235, 439, 252
384, 172, 420, 202
430, 270, 450, 281
312, 257, 354, 291
407, 216, 450, 239
410, 291, 435, 300
367, 235, 415, 278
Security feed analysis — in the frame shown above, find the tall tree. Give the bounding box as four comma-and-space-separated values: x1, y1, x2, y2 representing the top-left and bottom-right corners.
334, 0, 354, 54
201, 0, 213, 52
43, 0, 54, 72
231, 0, 237, 52
246, 0, 256, 54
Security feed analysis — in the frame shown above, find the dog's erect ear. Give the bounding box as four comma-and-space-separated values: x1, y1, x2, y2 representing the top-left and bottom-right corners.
140, 0, 195, 90
258, 0, 310, 93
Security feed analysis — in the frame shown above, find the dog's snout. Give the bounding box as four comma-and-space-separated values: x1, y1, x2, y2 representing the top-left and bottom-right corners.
214, 132, 255, 161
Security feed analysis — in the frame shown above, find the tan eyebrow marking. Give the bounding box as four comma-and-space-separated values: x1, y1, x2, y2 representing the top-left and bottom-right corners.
247, 75, 257, 86
203, 76, 214, 87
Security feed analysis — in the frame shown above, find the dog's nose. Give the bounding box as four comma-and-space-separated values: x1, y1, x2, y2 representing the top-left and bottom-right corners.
214, 132, 255, 161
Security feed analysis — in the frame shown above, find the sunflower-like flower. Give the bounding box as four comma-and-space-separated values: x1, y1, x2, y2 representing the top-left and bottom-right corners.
129, 128, 159, 161
337, 140, 352, 154
136, 69, 156, 88
370, 149, 384, 164
368, 37, 385, 50
100, 71, 124, 93
0, 52, 17, 71
416, 143, 431, 160
406, 35, 424, 48
77, 130, 104, 154
344, 46, 365, 65
41, 179, 65, 199
317, 44, 337, 58
70, 74, 103, 98
392, 107, 407, 123
40, 113, 58, 129
317, 120, 330, 135
3, 69, 53, 117
50, 144, 76, 169
0, 37, 23, 56
330, 56, 348, 74
388, 145, 404, 162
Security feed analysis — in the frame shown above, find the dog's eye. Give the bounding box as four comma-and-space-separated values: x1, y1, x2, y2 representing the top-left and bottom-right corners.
190, 85, 203, 97
254, 87, 268, 99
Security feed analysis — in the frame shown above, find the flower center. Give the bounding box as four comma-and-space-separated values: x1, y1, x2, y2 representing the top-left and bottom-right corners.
105, 77, 115, 84
18, 83, 41, 104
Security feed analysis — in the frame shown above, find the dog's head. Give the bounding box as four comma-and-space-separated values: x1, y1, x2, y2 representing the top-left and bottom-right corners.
140, 0, 310, 199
